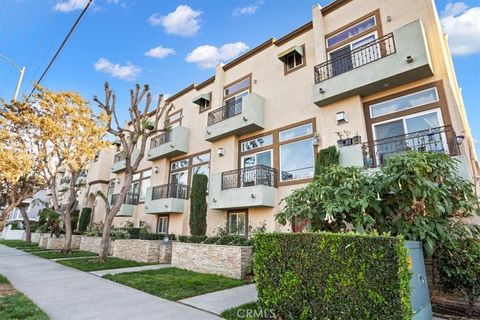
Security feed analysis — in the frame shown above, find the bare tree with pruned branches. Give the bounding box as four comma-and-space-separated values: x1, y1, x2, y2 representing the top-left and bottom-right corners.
93, 83, 173, 261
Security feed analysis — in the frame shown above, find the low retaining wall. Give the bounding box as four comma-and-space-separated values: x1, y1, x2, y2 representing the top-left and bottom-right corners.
112, 239, 172, 263
38, 234, 51, 248
30, 233, 42, 243
171, 242, 253, 279
45, 235, 82, 250
426, 258, 480, 316
79, 236, 113, 255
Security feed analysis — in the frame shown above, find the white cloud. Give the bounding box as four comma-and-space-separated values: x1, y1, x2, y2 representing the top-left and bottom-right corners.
186, 42, 249, 69
441, 2, 480, 56
145, 46, 175, 59
233, 1, 264, 16
147, 5, 202, 36
94, 58, 141, 81
53, 0, 89, 12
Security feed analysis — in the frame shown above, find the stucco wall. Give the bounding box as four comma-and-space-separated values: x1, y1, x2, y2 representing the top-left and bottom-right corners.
171, 241, 253, 279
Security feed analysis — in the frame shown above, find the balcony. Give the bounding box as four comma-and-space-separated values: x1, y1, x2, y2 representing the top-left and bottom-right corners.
111, 192, 139, 217
313, 19, 433, 107
205, 93, 265, 142
59, 177, 70, 191
111, 150, 140, 173
147, 126, 189, 161
209, 165, 277, 210
145, 183, 189, 214
362, 125, 460, 168
76, 170, 87, 186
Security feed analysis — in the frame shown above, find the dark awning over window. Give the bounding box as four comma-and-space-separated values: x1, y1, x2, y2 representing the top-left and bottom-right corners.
192, 92, 211, 105
277, 46, 304, 62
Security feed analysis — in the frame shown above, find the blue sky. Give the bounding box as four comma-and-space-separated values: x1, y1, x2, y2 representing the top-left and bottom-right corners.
0, 0, 479, 148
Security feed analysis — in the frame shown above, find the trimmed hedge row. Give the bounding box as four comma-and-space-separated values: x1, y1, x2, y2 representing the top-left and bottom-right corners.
178, 235, 253, 246
254, 232, 413, 320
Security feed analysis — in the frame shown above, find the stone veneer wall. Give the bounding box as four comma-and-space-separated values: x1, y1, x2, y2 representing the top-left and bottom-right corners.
45, 235, 82, 250
79, 236, 113, 255
38, 234, 50, 248
30, 233, 42, 243
171, 242, 253, 279
112, 239, 172, 263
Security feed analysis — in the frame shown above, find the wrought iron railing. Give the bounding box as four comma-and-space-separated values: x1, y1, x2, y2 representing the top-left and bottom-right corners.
114, 151, 126, 163
314, 33, 396, 83
207, 99, 243, 126
110, 192, 139, 206
362, 125, 460, 168
151, 183, 189, 200
150, 132, 172, 149
221, 165, 277, 190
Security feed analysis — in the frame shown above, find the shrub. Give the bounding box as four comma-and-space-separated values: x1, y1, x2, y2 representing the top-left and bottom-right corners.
85, 222, 103, 237
189, 174, 208, 236
313, 145, 339, 180
71, 210, 80, 232
78, 208, 92, 233
202, 236, 220, 244
437, 238, 480, 316
254, 232, 412, 320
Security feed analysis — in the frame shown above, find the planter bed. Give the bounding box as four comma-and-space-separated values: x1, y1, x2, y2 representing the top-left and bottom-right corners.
112, 239, 172, 263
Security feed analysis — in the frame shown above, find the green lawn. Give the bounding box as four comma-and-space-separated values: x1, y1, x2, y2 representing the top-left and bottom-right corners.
57, 257, 150, 271
0, 240, 38, 248
104, 267, 245, 301
221, 302, 273, 320
21, 247, 52, 253
32, 250, 97, 259
0, 274, 49, 320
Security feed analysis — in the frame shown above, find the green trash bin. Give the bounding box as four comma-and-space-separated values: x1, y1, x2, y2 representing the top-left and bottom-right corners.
405, 241, 433, 320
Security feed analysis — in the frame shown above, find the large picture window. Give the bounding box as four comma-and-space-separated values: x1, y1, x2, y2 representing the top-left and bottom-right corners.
239, 119, 316, 186
326, 16, 376, 48
169, 151, 211, 188
370, 88, 439, 118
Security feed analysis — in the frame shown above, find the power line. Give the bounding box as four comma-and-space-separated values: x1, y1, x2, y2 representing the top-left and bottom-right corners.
27, 0, 93, 99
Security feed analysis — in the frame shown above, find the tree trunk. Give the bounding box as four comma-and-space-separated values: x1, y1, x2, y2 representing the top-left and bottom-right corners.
466, 295, 474, 317
99, 213, 115, 262
63, 213, 73, 253
18, 207, 31, 245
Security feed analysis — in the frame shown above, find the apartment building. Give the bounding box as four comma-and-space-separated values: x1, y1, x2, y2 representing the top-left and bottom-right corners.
78, 0, 479, 236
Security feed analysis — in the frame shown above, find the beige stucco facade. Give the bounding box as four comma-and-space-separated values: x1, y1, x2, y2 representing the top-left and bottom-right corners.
75, 0, 478, 235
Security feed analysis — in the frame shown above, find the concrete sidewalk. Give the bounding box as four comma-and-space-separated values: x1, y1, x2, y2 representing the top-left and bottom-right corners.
179, 284, 257, 315
0, 245, 220, 320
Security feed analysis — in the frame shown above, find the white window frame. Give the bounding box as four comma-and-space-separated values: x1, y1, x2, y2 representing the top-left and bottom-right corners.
157, 216, 169, 234
228, 212, 247, 236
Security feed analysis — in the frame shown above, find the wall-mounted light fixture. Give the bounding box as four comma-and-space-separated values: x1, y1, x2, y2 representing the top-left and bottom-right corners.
251, 194, 256, 199
312, 133, 320, 146
217, 147, 225, 157
406, 55, 414, 63
153, 166, 160, 174
319, 88, 325, 94
386, 15, 392, 22
336, 111, 348, 124
456, 135, 465, 145
115, 178, 120, 184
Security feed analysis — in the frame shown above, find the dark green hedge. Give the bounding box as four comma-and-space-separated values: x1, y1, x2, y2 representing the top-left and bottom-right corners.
254, 232, 412, 320
178, 235, 252, 246
78, 208, 92, 233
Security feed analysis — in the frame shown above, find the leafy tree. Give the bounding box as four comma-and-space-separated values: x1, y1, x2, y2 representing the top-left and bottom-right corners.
189, 174, 208, 235
437, 238, 480, 316
93, 83, 173, 262
277, 152, 479, 256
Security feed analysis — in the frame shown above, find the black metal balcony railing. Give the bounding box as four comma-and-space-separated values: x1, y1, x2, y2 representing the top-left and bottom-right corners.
221, 165, 277, 190
110, 192, 139, 206
362, 125, 460, 168
151, 183, 189, 200
150, 132, 172, 149
207, 99, 243, 126
60, 177, 70, 185
114, 151, 126, 163
314, 33, 396, 84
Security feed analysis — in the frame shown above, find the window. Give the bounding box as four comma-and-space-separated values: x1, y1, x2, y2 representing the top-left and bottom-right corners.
107, 180, 115, 198
199, 99, 210, 113
326, 16, 376, 48
286, 51, 303, 70
129, 170, 151, 204
224, 77, 250, 98
239, 120, 316, 186
228, 212, 247, 236
140, 178, 150, 202
370, 88, 439, 118
166, 110, 182, 128
169, 151, 211, 187
241, 134, 273, 152
157, 215, 169, 234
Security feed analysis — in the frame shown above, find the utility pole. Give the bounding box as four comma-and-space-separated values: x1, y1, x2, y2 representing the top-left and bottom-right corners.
0, 54, 25, 101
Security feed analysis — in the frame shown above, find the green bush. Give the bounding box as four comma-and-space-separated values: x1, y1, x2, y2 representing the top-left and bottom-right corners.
189, 174, 208, 236
254, 232, 413, 320
437, 238, 480, 316
313, 145, 339, 180
176, 235, 252, 246
78, 207, 92, 233
71, 210, 80, 232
